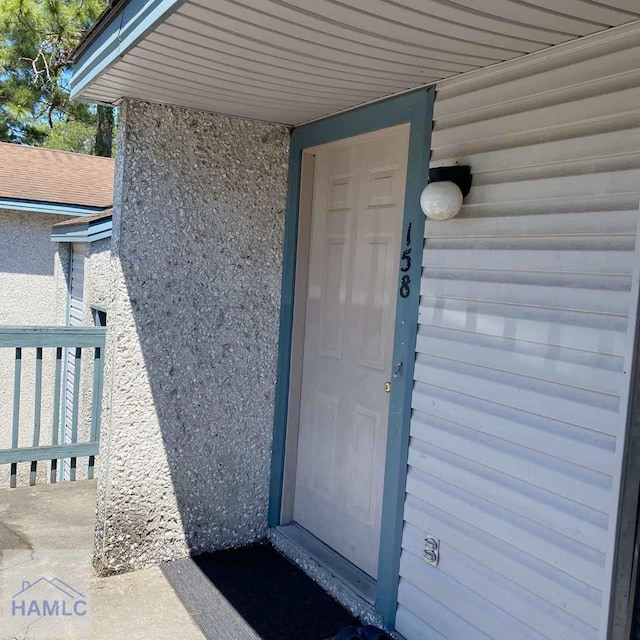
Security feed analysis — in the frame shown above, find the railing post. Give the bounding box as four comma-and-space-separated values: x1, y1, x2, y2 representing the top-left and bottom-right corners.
10, 347, 22, 488
51, 347, 62, 483
69, 347, 82, 481
88, 345, 104, 480
29, 347, 43, 486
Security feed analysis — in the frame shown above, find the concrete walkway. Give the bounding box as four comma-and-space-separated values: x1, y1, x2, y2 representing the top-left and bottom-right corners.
0, 480, 204, 640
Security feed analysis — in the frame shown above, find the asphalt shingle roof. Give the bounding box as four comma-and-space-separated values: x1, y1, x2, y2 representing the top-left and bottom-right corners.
51, 208, 113, 228
0, 143, 114, 208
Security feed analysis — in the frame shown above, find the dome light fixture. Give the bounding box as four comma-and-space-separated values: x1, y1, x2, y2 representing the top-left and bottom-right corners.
420, 165, 472, 221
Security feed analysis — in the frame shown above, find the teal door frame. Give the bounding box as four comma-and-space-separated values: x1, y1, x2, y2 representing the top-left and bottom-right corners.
269, 87, 435, 629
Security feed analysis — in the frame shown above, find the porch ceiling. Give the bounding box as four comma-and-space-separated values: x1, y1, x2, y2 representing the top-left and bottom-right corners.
71, 0, 640, 126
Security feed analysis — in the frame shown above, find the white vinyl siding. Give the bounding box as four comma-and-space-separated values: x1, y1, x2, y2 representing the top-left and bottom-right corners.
397, 24, 640, 640
68, 245, 84, 327
63, 243, 85, 479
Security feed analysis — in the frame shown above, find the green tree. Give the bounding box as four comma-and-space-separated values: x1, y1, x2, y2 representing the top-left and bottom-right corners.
45, 116, 95, 153
0, 0, 112, 155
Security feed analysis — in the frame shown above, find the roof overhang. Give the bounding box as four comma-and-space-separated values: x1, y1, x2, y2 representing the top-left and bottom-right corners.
71, 1, 640, 126
0, 199, 109, 217
51, 210, 113, 243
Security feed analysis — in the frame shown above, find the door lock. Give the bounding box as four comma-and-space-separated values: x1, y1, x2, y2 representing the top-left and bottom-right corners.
392, 362, 403, 378
384, 381, 391, 393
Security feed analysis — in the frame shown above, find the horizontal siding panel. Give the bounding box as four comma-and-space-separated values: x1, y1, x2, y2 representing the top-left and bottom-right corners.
408, 436, 609, 549
433, 87, 640, 151
411, 383, 616, 475
399, 550, 559, 640
423, 249, 635, 274
403, 499, 602, 627
396, 604, 448, 640
401, 24, 640, 640
464, 168, 640, 206
401, 527, 598, 640
423, 210, 639, 237
398, 578, 494, 640
440, 130, 640, 176
413, 356, 620, 432
409, 414, 612, 514
434, 49, 640, 124
416, 325, 623, 373
430, 113, 640, 161
471, 151, 640, 186
420, 277, 630, 315
415, 327, 624, 395
418, 298, 628, 354
405, 467, 606, 589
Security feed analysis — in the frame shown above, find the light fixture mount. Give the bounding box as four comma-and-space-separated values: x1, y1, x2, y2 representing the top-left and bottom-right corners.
428, 165, 472, 197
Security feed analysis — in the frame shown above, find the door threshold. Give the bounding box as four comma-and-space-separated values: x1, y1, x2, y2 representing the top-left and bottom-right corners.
274, 523, 377, 605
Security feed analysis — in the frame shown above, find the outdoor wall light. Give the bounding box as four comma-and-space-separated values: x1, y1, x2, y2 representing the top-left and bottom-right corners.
420, 165, 472, 221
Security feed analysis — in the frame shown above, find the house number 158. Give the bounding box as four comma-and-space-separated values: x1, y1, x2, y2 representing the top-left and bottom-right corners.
399, 222, 412, 299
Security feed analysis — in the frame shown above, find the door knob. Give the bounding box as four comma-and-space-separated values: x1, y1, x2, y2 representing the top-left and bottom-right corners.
384, 381, 391, 393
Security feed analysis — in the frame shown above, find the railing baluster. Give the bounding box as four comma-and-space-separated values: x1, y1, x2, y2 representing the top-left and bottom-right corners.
29, 348, 43, 486
50, 346, 62, 484
0, 327, 105, 487
10, 347, 22, 488
88, 345, 104, 480
70, 346, 82, 481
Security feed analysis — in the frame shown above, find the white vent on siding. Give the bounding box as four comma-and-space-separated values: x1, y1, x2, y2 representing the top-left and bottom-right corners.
398, 22, 640, 640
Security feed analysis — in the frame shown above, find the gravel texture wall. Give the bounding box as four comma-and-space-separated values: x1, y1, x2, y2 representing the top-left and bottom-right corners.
94, 100, 289, 574
85, 238, 111, 312
0, 209, 68, 326
73, 237, 111, 483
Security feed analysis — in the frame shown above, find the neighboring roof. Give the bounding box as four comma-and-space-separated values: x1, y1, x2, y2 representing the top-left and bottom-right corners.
50, 208, 113, 243
0, 143, 114, 211
70, 0, 640, 126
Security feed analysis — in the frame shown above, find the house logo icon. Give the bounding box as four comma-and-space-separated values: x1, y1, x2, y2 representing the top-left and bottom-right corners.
11, 577, 88, 618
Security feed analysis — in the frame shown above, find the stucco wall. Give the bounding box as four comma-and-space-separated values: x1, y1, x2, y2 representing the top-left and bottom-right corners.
74, 237, 112, 482
0, 209, 69, 326
0, 210, 70, 486
94, 100, 289, 574
85, 238, 111, 312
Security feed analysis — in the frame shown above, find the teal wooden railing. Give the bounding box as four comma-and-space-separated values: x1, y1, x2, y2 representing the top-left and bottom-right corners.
0, 326, 106, 487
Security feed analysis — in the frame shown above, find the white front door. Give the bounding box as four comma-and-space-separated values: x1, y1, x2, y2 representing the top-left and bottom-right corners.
293, 126, 409, 578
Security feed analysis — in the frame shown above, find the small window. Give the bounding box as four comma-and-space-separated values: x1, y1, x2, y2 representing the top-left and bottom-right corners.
91, 305, 107, 327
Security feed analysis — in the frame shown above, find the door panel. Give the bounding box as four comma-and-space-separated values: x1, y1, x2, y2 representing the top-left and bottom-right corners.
293, 127, 409, 578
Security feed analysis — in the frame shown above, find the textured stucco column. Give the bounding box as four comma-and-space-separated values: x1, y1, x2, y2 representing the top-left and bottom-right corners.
95, 100, 289, 574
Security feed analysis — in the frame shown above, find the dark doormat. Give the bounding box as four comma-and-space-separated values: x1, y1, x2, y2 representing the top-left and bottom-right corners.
161, 542, 356, 640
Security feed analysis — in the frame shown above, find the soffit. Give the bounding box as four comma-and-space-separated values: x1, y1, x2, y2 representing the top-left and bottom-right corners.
72, 0, 640, 126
